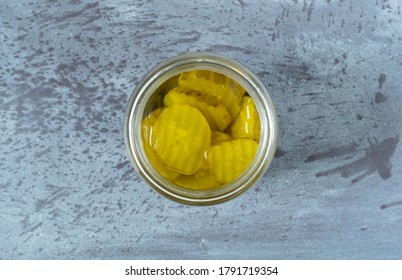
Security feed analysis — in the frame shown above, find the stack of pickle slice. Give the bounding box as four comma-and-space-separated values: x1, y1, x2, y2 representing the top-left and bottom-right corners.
141, 70, 261, 190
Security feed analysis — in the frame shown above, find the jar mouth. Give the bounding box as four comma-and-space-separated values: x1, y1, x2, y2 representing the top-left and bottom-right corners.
124, 52, 279, 205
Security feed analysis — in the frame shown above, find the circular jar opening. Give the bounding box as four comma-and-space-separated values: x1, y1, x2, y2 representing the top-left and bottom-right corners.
124, 52, 278, 205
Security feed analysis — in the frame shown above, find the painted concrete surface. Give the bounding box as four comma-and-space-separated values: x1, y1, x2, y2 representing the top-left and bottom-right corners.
1, 0, 401, 259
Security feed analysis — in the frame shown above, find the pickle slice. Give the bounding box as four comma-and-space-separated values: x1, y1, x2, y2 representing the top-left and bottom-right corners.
141, 109, 180, 180
152, 104, 211, 175
206, 139, 258, 184
174, 174, 221, 190
228, 96, 261, 142
211, 130, 232, 145
164, 87, 231, 131
178, 70, 245, 118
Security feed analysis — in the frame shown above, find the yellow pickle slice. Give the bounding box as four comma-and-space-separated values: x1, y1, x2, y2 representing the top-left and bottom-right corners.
206, 139, 258, 184
151, 104, 211, 175
228, 96, 261, 142
141, 109, 180, 180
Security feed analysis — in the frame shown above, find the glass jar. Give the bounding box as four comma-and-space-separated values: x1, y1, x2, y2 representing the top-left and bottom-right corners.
124, 52, 278, 205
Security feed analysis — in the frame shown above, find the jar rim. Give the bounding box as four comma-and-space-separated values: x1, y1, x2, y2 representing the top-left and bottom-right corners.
124, 52, 279, 205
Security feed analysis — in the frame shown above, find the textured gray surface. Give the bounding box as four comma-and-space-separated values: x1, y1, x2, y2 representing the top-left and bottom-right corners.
1, 0, 402, 259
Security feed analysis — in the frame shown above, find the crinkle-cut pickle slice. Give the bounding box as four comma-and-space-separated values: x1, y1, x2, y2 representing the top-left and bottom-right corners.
163, 87, 231, 131
211, 130, 232, 145
174, 174, 221, 190
228, 96, 261, 142
141, 109, 179, 180
152, 104, 211, 175
178, 70, 246, 118
207, 139, 258, 184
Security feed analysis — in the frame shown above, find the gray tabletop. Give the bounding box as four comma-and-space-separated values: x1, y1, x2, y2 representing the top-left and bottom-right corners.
1, 0, 402, 260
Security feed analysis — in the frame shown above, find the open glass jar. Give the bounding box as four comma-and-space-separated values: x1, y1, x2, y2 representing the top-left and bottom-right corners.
124, 52, 278, 205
